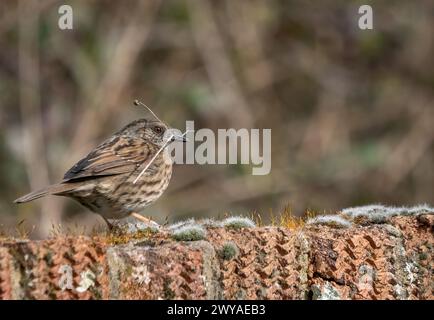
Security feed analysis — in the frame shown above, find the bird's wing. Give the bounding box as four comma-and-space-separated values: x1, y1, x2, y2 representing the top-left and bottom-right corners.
62, 136, 155, 182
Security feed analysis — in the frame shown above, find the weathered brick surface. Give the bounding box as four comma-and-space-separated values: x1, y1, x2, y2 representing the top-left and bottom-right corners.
206, 227, 309, 299
0, 237, 108, 299
306, 214, 433, 299
109, 241, 220, 299
0, 214, 432, 300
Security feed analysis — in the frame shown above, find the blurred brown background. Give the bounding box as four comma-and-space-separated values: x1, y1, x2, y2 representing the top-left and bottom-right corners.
0, 0, 433, 237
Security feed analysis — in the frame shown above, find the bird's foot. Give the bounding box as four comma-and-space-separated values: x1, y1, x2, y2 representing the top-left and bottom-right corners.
130, 212, 161, 230
102, 216, 114, 230
101, 217, 130, 235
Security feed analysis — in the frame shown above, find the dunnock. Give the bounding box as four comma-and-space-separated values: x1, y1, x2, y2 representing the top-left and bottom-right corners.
14, 105, 185, 229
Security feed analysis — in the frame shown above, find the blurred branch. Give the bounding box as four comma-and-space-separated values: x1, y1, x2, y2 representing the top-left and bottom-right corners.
224, 1, 275, 93
383, 106, 434, 189
18, 0, 61, 235
68, 1, 162, 156
295, 61, 351, 161
188, 0, 253, 128
0, 0, 57, 38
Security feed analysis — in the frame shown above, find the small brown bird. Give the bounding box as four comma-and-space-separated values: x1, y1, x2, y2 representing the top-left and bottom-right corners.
14, 106, 185, 229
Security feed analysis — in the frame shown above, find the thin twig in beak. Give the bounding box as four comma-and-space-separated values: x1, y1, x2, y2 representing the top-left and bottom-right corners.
133, 129, 192, 184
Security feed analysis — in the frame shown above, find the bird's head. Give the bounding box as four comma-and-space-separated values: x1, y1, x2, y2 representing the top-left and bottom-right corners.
121, 119, 186, 148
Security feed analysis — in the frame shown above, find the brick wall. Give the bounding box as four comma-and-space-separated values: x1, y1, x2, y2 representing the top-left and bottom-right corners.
0, 213, 432, 299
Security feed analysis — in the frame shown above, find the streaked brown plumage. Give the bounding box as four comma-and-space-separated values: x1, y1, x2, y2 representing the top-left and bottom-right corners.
14, 118, 185, 227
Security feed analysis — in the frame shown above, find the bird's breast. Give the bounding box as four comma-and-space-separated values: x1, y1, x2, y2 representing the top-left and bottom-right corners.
115, 160, 173, 211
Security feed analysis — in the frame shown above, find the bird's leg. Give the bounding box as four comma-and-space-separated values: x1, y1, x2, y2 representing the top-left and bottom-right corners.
101, 216, 114, 230
130, 212, 161, 228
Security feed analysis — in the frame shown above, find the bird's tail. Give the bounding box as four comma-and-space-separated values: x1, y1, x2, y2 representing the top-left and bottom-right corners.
14, 183, 73, 204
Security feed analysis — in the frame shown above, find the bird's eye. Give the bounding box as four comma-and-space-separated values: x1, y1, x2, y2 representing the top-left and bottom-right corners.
153, 126, 163, 134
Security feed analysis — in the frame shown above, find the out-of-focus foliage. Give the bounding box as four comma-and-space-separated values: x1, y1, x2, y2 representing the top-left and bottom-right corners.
0, 0, 433, 237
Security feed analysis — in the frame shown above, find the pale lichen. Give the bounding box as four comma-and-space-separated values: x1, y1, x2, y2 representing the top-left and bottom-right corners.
171, 224, 207, 241
221, 216, 256, 230
311, 282, 341, 300
358, 264, 375, 292
306, 215, 352, 229
341, 204, 434, 224
198, 218, 220, 228
394, 284, 406, 300
167, 218, 196, 231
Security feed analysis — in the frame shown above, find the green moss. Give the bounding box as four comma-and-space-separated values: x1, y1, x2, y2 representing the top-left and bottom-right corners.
90, 286, 102, 299
307, 215, 352, 229
171, 225, 206, 242
221, 216, 256, 230
43, 252, 53, 266
219, 242, 239, 260
125, 265, 133, 277
419, 252, 428, 260
106, 228, 156, 245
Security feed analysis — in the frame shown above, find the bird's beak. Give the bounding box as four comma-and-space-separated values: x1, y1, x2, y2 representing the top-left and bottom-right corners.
170, 134, 187, 143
